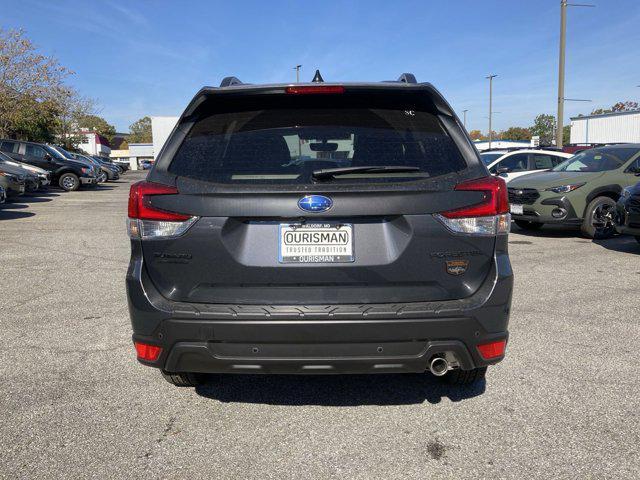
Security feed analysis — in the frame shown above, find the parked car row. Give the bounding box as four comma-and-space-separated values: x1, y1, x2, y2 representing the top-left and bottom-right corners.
0, 139, 126, 204
483, 144, 640, 241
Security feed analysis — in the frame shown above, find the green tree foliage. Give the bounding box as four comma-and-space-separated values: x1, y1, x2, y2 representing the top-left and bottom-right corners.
563, 125, 571, 145
469, 129, 485, 141
591, 101, 639, 115
78, 114, 116, 143
0, 28, 102, 148
530, 114, 556, 145
500, 126, 531, 141
128, 116, 152, 143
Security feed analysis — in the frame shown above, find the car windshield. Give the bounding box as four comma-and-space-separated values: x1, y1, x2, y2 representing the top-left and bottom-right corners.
43, 145, 68, 160
553, 148, 639, 172
169, 104, 467, 185
479, 153, 505, 165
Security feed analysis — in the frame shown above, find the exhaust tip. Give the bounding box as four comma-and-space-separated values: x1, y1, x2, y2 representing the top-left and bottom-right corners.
429, 357, 449, 376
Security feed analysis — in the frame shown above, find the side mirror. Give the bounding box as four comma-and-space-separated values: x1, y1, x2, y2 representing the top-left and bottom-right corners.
44, 153, 52, 161
497, 166, 510, 174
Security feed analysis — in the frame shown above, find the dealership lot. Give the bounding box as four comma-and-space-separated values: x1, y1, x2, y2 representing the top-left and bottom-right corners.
1, 173, 639, 479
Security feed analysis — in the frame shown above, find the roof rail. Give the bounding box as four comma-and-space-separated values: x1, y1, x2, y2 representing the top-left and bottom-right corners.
397, 73, 417, 84
219, 76, 244, 87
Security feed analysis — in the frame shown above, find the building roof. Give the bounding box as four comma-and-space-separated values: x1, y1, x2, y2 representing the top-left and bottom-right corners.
570, 110, 640, 121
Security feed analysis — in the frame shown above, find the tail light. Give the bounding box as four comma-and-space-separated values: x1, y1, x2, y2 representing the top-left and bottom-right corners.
285, 85, 345, 94
134, 341, 162, 362
477, 339, 507, 360
435, 176, 510, 235
127, 181, 197, 239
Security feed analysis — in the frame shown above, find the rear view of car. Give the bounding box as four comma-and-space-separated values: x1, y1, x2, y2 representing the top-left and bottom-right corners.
126, 74, 513, 388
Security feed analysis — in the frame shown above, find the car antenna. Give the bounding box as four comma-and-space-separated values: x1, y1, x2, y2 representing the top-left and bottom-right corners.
312, 69, 324, 83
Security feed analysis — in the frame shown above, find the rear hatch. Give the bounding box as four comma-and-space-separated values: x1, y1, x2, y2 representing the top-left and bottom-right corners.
131, 83, 505, 305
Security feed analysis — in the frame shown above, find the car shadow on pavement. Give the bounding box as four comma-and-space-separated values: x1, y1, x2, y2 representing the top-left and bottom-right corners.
593, 236, 640, 254
195, 373, 485, 406
0, 208, 35, 220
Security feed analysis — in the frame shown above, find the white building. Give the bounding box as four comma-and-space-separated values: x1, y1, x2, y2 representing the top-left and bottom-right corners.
151, 116, 179, 160
77, 130, 111, 157
570, 110, 640, 144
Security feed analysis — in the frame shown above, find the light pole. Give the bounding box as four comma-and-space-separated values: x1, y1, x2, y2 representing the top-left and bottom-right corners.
462, 109, 468, 129
294, 65, 302, 83
556, 1, 595, 148
486, 75, 497, 149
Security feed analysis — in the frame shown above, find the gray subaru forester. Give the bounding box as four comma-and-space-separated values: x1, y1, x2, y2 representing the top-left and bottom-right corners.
126, 73, 513, 387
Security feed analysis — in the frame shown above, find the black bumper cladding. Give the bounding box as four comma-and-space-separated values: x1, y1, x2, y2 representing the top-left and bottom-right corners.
127, 249, 513, 375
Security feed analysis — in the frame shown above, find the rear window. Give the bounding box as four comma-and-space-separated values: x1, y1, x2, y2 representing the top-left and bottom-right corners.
168, 99, 466, 185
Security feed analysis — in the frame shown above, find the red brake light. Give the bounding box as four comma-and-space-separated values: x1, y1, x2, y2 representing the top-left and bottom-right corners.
285, 85, 345, 95
128, 181, 191, 221
477, 339, 507, 360
134, 341, 162, 362
441, 176, 509, 218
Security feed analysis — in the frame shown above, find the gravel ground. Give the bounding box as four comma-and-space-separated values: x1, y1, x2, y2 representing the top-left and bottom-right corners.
1, 173, 639, 479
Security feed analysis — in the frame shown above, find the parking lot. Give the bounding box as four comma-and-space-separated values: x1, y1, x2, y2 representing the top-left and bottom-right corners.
1, 172, 638, 479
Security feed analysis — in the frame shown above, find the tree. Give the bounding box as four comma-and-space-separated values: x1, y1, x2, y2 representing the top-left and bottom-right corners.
468, 129, 484, 141
591, 101, 639, 115
53, 87, 96, 149
0, 28, 70, 139
563, 125, 571, 145
128, 116, 152, 143
77, 114, 116, 144
500, 126, 531, 141
530, 114, 556, 145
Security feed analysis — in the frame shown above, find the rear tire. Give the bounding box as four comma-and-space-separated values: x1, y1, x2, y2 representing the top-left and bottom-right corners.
514, 220, 543, 231
444, 366, 487, 385
161, 370, 204, 387
58, 173, 80, 191
581, 196, 617, 239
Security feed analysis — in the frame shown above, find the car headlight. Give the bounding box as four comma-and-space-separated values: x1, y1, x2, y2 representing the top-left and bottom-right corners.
545, 183, 585, 194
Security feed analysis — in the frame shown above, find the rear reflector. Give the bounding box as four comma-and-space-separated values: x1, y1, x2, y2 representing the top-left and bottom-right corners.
435, 176, 510, 235
285, 85, 345, 95
127, 181, 198, 240
477, 339, 507, 360
134, 341, 162, 362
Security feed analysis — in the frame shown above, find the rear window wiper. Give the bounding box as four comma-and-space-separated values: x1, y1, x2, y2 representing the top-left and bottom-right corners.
311, 165, 422, 181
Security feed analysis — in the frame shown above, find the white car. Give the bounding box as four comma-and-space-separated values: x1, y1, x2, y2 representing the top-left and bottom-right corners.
480, 149, 574, 183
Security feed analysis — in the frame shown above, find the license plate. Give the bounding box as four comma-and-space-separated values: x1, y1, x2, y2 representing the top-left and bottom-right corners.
279, 223, 354, 263
510, 204, 524, 215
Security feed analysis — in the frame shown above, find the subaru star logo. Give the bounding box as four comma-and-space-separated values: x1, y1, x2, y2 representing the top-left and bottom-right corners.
298, 195, 333, 213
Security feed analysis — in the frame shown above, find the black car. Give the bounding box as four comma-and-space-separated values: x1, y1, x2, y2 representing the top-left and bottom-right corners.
126, 73, 513, 388
616, 181, 640, 244
89, 155, 121, 181
0, 139, 98, 191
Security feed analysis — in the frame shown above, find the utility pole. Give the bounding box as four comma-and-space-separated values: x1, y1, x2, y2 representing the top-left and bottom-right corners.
462, 109, 468, 129
486, 75, 497, 149
294, 65, 302, 83
556, 0, 567, 148
556, 1, 595, 148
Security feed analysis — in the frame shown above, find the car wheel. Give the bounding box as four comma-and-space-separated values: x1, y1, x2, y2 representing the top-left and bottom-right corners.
160, 370, 204, 387
514, 220, 544, 231
98, 171, 108, 183
444, 366, 487, 385
59, 173, 80, 191
581, 196, 617, 239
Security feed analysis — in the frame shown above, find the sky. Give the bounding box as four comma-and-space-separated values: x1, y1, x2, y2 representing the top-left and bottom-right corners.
3, 0, 640, 133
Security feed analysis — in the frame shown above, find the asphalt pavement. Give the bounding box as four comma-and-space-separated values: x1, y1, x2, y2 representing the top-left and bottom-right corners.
1, 173, 639, 479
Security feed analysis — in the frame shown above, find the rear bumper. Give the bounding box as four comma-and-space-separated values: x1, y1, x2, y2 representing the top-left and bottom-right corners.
127, 248, 513, 375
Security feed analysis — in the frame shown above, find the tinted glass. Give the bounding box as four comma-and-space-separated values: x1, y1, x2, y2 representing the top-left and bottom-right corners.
491, 153, 527, 173
25, 144, 46, 158
480, 153, 504, 165
0, 141, 18, 153
553, 148, 639, 172
532, 154, 553, 169
169, 108, 466, 184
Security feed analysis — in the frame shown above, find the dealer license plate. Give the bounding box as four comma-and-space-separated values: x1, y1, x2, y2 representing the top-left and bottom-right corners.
279, 223, 354, 263
510, 204, 524, 215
